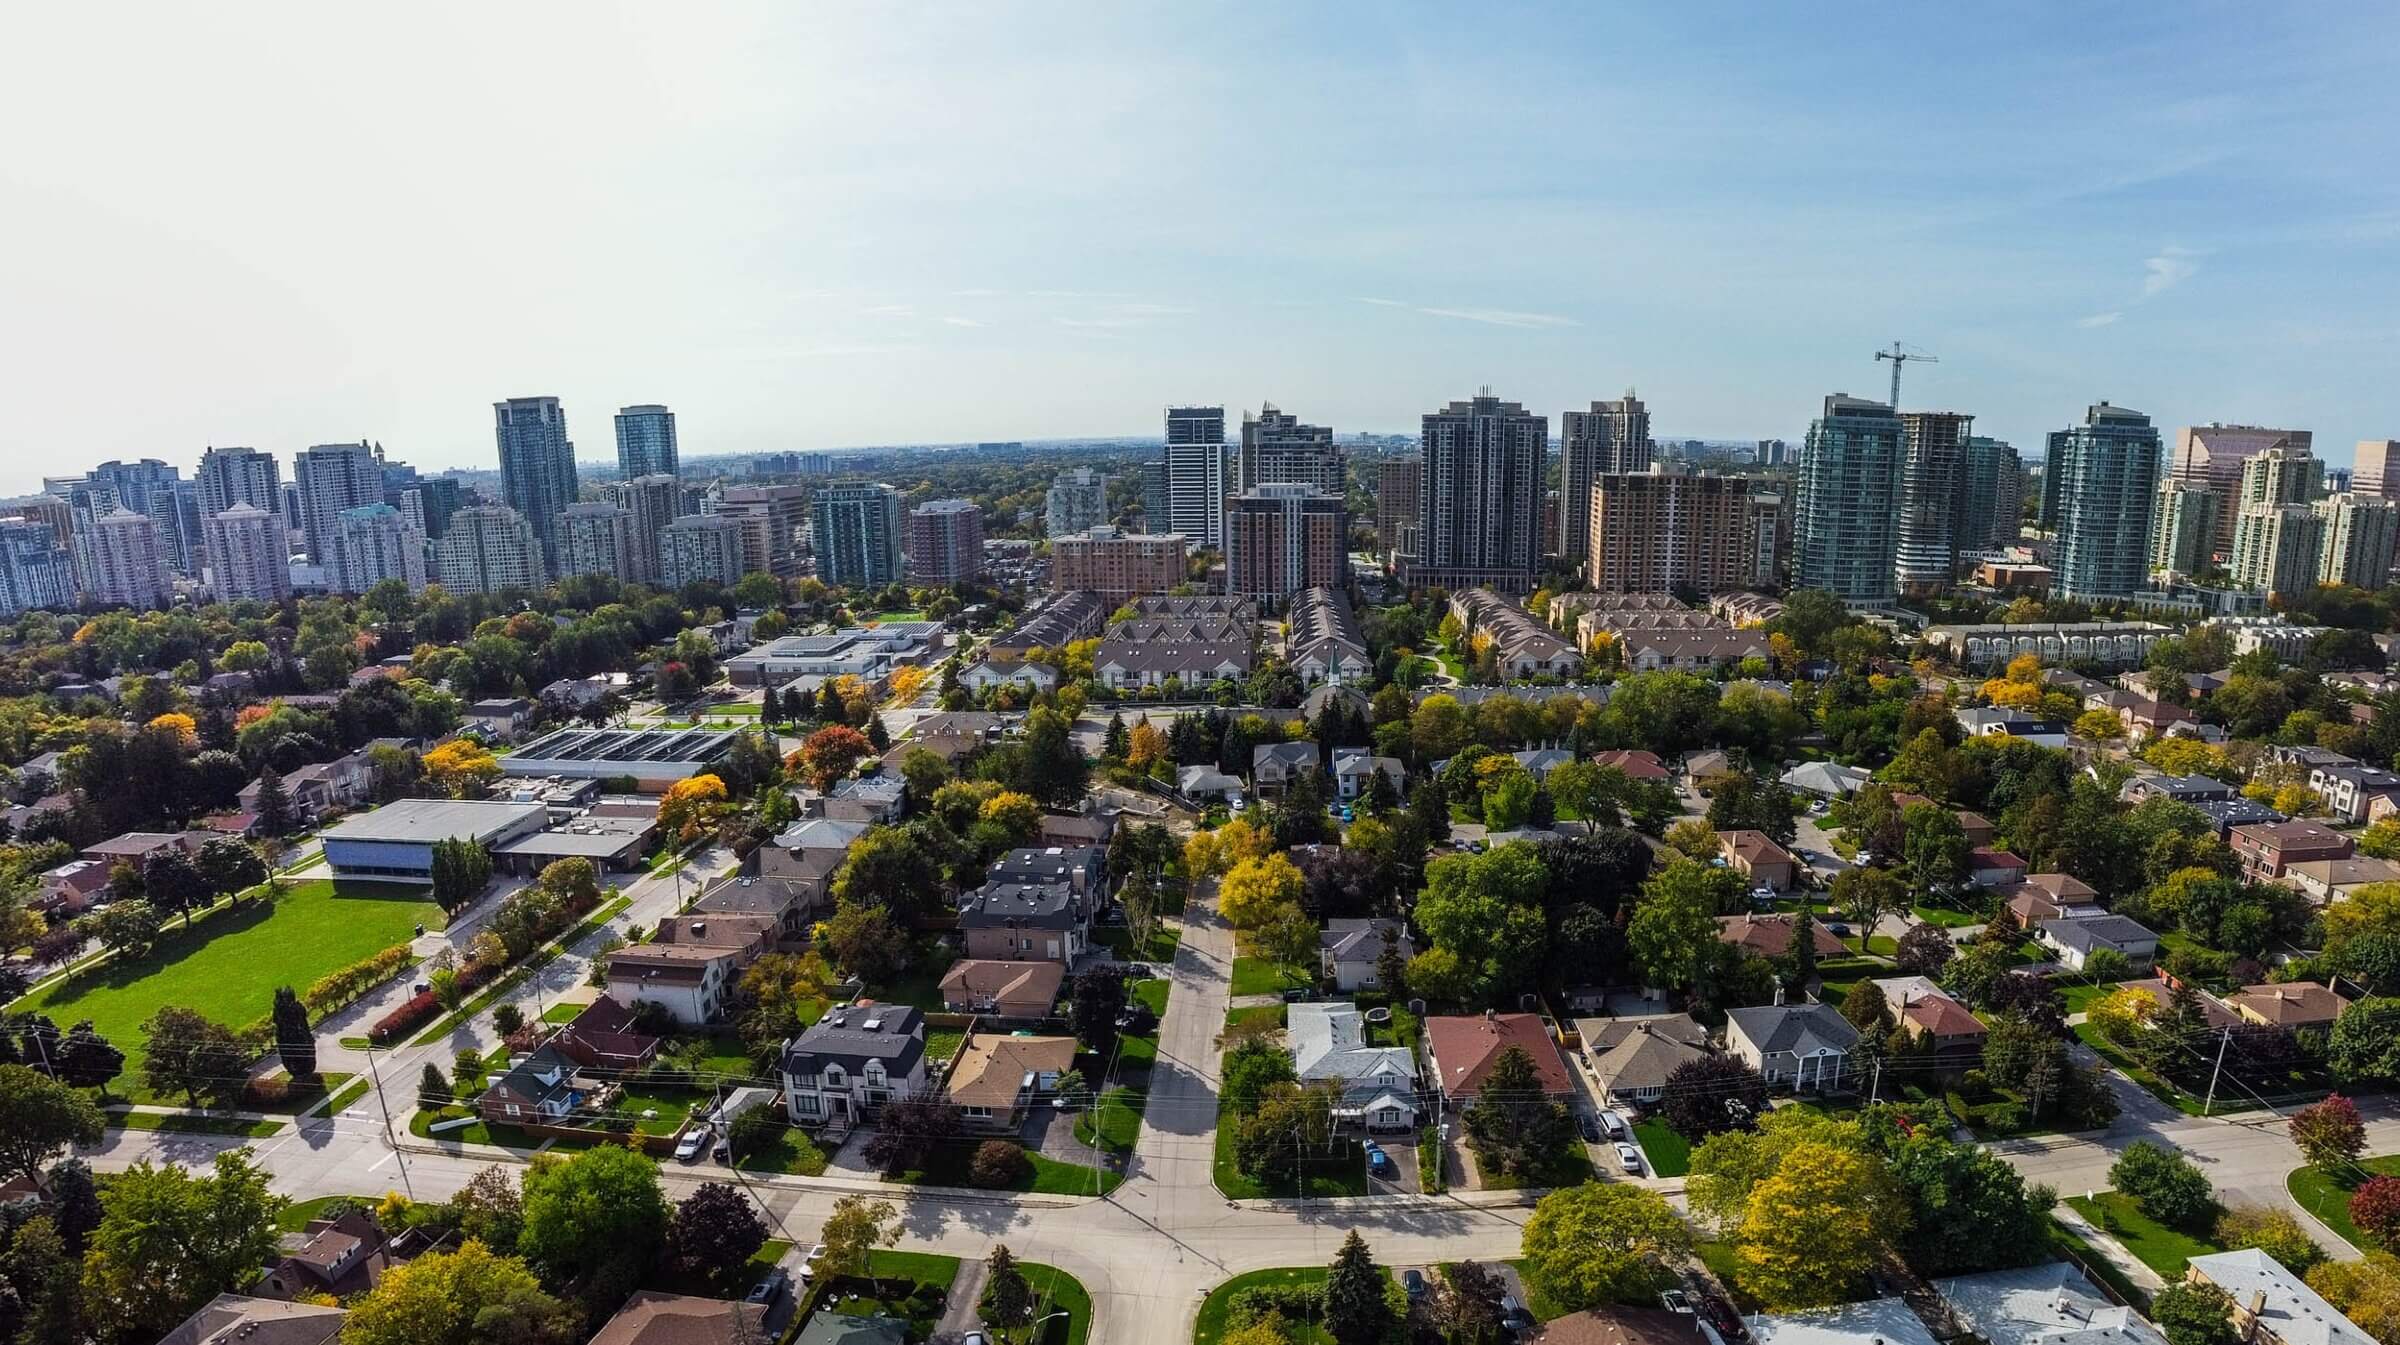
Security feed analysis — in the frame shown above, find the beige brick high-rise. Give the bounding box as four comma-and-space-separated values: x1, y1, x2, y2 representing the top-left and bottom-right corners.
1585, 465, 1763, 594
1050, 527, 1187, 601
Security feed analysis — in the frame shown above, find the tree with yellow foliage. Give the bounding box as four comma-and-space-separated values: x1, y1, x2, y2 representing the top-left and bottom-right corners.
1183, 817, 1274, 879
1125, 721, 1168, 772
2273, 782, 2324, 817
1218, 853, 1304, 929
1735, 1141, 1900, 1311
978, 790, 1042, 843
887, 665, 931, 705
2072, 708, 2125, 741
422, 739, 501, 798
658, 773, 730, 840
146, 712, 198, 748
2087, 985, 2159, 1045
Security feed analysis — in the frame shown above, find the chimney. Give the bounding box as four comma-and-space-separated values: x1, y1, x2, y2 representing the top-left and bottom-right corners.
2251, 1290, 2267, 1318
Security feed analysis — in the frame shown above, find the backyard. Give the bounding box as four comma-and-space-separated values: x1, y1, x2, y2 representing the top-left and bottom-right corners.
13, 878, 442, 1096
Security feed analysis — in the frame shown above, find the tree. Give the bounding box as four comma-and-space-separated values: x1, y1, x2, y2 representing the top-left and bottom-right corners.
340, 1239, 576, 1345
1831, 868, 1906, 947
969, 1139, 1033, 1189
141, 1006, 248, 1110
1520, 1182, 1696, 1312
1886, 1134, 2054, 1276
861, 1094, 963, 1173
1072, 966, 1129, 1054
666, 1182, 768, 1287
79, 1150, 284, 1334
1322, 1229, 1397, 1345
1629, 859, 1731, 992
1901, 804, 1972, 896
1894, 921, 1954, 976
819, 900, 912, 982
0, 1064, 104, 1184
2217, 1206, 2325, 1274
253, 767, 295, 837
2333, 998, 2400, 1087
143, 848, 212, 928
1222, 1037, 1299, 1117
2308, 1255, 2400, 1345
817, 1195, 901, 1295
1735, 1140, 1898, 1311
422, 738, 502, 797
2354, 1178, 2400, 1249
270, 985, 316, 1081
2111, 1140, 2218, 1230
1664, 818, 1720, 861
54, 1021, 126, 1098
796, 724, 876, 792
420, 1062, 453, 1106
2292, 1094, 2369, 1169
82, 901, 163, 961
1841, 980, 1892, 1034
196, 837, 268, 896
1661, 1055, 1770, 1140
517, 1144, 669, 1310
2149, 1282, 2240, 1345
982, 1244, 1035, 1331
1219, 853, 1305, 929
658, 773, 730, 839
1430, 1261, 1509, 1345
1706, 774, 1800, 847
833, 825, 945, 919
1462, 1046, 1573, 1180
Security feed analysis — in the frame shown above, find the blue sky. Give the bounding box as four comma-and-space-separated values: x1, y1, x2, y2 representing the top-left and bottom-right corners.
2, 2, 2396, 489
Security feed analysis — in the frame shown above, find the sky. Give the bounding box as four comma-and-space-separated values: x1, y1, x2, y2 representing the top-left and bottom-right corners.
4, 3, 2398, 492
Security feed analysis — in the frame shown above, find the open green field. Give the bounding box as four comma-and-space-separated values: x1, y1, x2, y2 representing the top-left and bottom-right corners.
2065, 1192, 2222, 1280
15, 880, 440, 1097
2290, 1156, 2400, 1251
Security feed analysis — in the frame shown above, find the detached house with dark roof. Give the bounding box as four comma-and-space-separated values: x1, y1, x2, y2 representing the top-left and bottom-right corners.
957, 881, 1088, 963
780, 1003, 928, 1125
1726, 1003, 1859, 1092
2035, 914, 2160, 972
1252, 740, 1322, 797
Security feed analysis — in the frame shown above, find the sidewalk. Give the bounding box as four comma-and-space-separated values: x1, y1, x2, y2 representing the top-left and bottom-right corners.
2052, 1202, 2165, 1293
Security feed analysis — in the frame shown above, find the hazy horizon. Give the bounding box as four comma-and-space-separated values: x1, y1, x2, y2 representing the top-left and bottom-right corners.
5, 3, 2396, 493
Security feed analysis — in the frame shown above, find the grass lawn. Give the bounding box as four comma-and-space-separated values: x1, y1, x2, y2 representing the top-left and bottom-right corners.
926, 1028, 968, 1065
2290, 1157, 2400, 1250
322, 1076, 374, 1117
1075, 1085, 1146, 1154
338, 1035, 372, 1049
1132, 978, 1170, 1017
541, 1002, 584, 1025
15, 879, 441, 1098
1195, 1267, 1336, 1345
278, 1194, 375, 1233
895, 1142, 1122, 1196
2045, 1215, 2149, 1307
1211, 1109, 1368, 1199
1229, 956, 1309, 997
734, 1128, 830, 1176
865, 609, 927, 623
1912, 905, 1981, 928
1097, 924, 1182, 963
612, 1081, 707, 1135
1224, 1004, 1286, 1033
1476, 1141, 1596, 1191
2065, 1192, 2223, 1280
108, 1110, 285, 1138
866, 963, 954, 1013
408, 1105, 603, 1152
1019, 1262, 1094, 1345
1631, 1118, 1692, 1177
809, 1251, 960, 1341
248, 1071, 356, 1114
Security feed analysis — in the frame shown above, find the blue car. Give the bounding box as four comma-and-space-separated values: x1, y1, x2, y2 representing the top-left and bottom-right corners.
1364, 1143, 1395, 1179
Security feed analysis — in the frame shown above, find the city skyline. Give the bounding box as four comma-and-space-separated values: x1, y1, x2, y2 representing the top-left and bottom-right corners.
5, 5, 2399, 493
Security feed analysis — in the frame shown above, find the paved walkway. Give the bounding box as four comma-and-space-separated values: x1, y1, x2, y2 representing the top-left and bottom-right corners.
937, 1258, 990, 1338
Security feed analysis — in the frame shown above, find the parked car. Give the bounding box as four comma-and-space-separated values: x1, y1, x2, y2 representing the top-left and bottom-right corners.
1600, 1109, 1627, 1140
1825, 921, 1852, 937
745, 1267, 788, 1307
1615, 1142, 1643, 1174
797, 1245, 827, 1283
1501, 1296, 1536, 1334
1577, 1114, 1602, 1143
1364, 1143, 1395, 1180
1402, 1269, 1429, 1301
674, 1125, 712, 1163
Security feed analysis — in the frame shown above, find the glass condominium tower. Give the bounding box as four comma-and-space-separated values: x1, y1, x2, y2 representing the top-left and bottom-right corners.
1793, 394, 1904, 606
494, 396, 579, 572
2044, 402, 2163, 600
614, 404, 679, 479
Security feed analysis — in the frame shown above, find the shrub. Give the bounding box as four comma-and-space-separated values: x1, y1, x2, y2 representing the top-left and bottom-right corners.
2217, 1205, 2325, 1273
968, 1140, 1034, 1189
2111, 1140, 2218, 1230
370, 990, 440, 1045
2351, 1177, 2400, 1249
301, 944, 414, 1016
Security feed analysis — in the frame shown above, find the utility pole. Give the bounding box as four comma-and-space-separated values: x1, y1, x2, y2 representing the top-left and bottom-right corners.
2203, 1026, 2233, 1117
1869, 1058, 1883, 1105
364, 1042, 414, 1199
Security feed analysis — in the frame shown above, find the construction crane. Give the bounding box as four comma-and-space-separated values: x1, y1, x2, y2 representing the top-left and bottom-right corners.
1874, 341, 1937, 408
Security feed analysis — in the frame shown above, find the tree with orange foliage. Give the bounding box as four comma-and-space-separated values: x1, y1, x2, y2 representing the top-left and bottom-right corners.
659, 773, 730, 839
1125, 721, 1169, 773
793, 725, 875, 792
146, 712, 199, 748
422, 739, 501, 798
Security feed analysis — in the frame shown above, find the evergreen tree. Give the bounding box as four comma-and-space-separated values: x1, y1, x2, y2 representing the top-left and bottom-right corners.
1361, 763, 1400, 816
1322, 1230, 1397, 1345
271, 987, 316, 1081
253, 768, 294, 838
866, 716, 890, 751
1788, 906, 1820, 989
1103, 713, 1129, 760
790, 683, 818, 722
979, 1244, 1033, 1329
419, 1063, 452, 1107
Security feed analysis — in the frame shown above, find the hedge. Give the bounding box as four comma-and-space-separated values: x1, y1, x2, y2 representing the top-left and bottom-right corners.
303, 944, 415, 1017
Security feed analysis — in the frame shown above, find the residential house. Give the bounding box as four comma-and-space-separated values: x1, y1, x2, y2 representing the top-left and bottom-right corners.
466, 698, 533, 741
1321, 918, 1413, 992
1092, 641, 1252, 691
1286, 587, 1370, 686
939, 960, 1066, 1021
1177, 765, 1243, 802
2118, 699, 2196, 738
2192, 797, 2287, 841
780, 1002, 929, 1125
1038, 810, 1117, 851
1719, 830, 1800, 894
254, 1210, 411, 1302
1424, 1011, 1575, 1106
1717, 913, 1844, 960
605, 914, 776, 1026
1594, 749, 1672, 783
477, 1043, 604, 1126
960, 658, 1059, 694
957, 882, 1087, 963
1888, 984, 1987, 1059
2285, 855, 2400, 905
1781, 761, 1871, 798
1725, 1003, 1860, 1092
36, 858, 111, 914
1744, 1299, 1943, 1345
1330, 748, 1404, 802
80, 830, 202, 869
1516, 747, 1576, 777
1954, 810, 1996, 847
239, 749, 378, 820
1576, 1013, 1711, 1108
746, 816, 872, 915
156, 1296, 347, 1345
2035, 915, 2160, 972
1955, 706, 2069, 748
1968, 847, 2030, 888
1300, 683, 1371, 722
1289, 1001, 1419, 1130
987, 845, 1108, 907
943, 1031, 1076, 1131
2311, 761, 2400, 824
1933, 1263, 2167, 1345
2000, 873, 2102, 928
552, 997, 661, 1073
1619, 629, 1771, 672
2120, 773, 2238, 806
2231, 820, 2354, 883
1252, 741, 1322, 797
1450, 588, 1585, 679
587, 1292, 768, 1345
823, 775, 905, 824
2112, 977, 2241, 1029
1531, 1308, 1714, 1345
2184, 1250, 2375, 1345
2225, 982, 2349, 1031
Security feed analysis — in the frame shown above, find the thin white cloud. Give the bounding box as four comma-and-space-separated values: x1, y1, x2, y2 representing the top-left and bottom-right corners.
941, 315, 986, 328
1054, 316, 1147, 330
1028, 288, 1135, 300
2142, 246, 2202, 297
948, 288, 1005, 298
861, 303, 916, 317
1356, 297, 1408, 308
2077, 311, 2124, 328
1354, 296, 1579, 328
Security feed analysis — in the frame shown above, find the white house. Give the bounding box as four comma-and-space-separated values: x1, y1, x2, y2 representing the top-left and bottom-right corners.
1329, 749, 1403, 802
2034, 914, 2159, 972
1726, 1003, 1859, 1093
961, 658, 1059, 694
780, 1003, 930, 1126
1289, 1002, 1418, 1131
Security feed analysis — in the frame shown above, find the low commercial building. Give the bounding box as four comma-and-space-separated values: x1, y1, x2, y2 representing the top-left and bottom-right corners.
498, 727, 745, 790
492, 814, 655, 874
722, 623, 942, 688
320, 799, 547, 885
